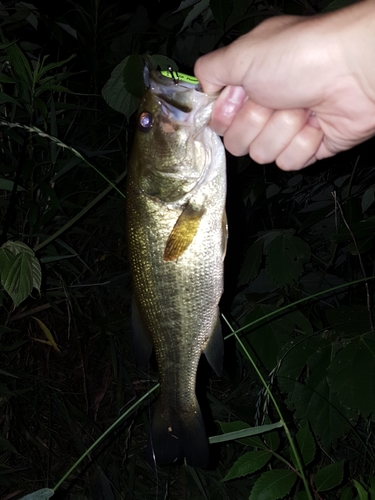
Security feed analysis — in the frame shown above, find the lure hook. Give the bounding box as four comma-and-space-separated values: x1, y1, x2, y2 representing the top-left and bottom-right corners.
167, 66, 180, 85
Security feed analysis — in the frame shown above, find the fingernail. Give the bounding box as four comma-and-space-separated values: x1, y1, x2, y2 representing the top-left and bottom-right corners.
220, 85, 247, 117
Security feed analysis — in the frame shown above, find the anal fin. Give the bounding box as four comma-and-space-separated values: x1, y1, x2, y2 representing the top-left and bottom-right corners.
203, 313, 224, 377
130, 298, 153, 367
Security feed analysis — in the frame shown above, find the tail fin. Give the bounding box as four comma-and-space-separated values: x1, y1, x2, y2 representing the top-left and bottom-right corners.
147, 397, 209, 468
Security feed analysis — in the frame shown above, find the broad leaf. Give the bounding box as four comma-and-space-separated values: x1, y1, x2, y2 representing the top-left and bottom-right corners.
19, 489, 54, 500
222, 450, 271, 481
249, 469, 297, 500
177, 0, 209, 33
123, 54, 145, 99
173, 0, 200, 13
263, 416, 280, 452
238, 238, 264, 285
328, 335, 375, 417
278, 336, 322, 394
362, 186, 375, 213
294, 421, 315, 468
0, 241, 41, 308
0, 178, 26, 191
315, 460, 344, 491
101, 56, 140, 119
266, 234, 310, 287
294, 492, 309, 500
326, 305, 373, 338
290, 344, 354, 449
242, 306, 312, 370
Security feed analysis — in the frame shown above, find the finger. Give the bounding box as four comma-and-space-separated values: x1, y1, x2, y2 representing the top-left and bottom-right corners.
221, 99, 273, 156
315, 140, 339, 161
195, 38, 256, 94
195, 48, 229, 94
275, 124, 324, 171
194, 15, 302, 95
249, 108, 311, 164
209, 86, 248, 136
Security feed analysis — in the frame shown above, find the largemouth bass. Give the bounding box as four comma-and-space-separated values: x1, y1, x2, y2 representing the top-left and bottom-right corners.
126, 68, 227, 467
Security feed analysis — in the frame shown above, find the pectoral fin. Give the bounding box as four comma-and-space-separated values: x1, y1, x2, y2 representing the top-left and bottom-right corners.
130, 298, 153, 367
164, 203, 205, 261
203, 313, 224, 377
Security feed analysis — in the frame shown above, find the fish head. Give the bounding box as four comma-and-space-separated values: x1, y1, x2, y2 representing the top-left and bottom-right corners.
129, 69, 218, 203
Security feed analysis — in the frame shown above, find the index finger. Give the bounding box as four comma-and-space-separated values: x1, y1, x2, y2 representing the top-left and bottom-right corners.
194, 43, 249, 94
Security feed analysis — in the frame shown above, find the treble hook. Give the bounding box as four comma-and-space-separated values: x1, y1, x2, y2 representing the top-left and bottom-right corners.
167, 66, 180, 85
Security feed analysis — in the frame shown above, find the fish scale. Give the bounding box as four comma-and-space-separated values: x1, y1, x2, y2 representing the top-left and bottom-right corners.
126, 69, 227, 467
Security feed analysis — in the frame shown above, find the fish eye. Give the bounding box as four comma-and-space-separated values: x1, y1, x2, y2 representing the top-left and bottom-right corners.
138, 111, 154, 132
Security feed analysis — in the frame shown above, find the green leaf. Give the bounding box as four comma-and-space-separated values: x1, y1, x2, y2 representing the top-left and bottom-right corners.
342, 197, 362, 225
325, 305, 373, 338
315, 460, 344, 491
263, 416, 280, 451
0, 72, 18, 83
294, 421, 315, 467
55, 22, 77, 39
178, 0, 209, 34
222, 450, 272, 481
369, 475, 375, 498
210, 421, 283, 444
36, 54, 76, 79
278, 336, 322, 394
0, 241, 42, 308
328, 335, 375, 417
102, 56, 140, 119
238, 238, 264, 285
0, 178, 26, 191
174, 0, 200, 13
18, 489, 54, 500
289, 343, 353, 449
249, 469, 297, 500
0, 92, 22, 107
242, 306, 311, 370
123, 54, 144, 99
217, 420, 268, 448
266, 234, 311, 287
352, 480, 368, 500
362, 187, 375, 213
294, 492, 309, 500
340, 485, 354, 500
1, 34, 32, 84
0, 434, 19, 454
323, 0, 357, 12
332, 216, 375, 243
34, 84, 77, 97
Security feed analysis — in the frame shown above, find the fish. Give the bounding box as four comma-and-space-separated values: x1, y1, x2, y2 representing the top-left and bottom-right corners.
125, 68, 227, 467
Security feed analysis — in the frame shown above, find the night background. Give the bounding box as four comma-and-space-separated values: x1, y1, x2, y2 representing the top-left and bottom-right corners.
1, 0, 375, 498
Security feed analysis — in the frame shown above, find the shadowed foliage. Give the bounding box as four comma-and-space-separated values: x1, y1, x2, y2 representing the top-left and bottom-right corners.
1, 0, 375, 499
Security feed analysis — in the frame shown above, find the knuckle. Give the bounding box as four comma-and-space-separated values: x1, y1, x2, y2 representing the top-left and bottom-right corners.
249, 144, 271, 164
246, 105, 271, 127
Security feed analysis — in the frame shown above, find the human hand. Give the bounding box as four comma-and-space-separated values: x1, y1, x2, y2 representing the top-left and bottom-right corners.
194, 1, 375, 170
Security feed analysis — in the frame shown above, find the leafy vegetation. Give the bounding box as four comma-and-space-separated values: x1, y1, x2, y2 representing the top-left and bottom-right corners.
1, 0, 375, 499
